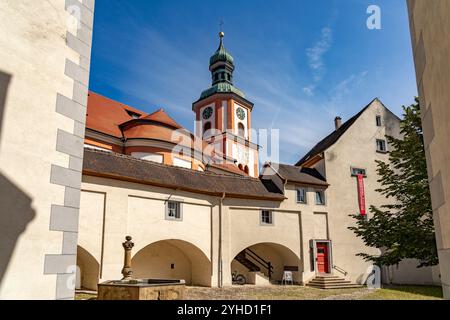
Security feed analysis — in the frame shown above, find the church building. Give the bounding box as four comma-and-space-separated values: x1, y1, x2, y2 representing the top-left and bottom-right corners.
76, 32, 441, 290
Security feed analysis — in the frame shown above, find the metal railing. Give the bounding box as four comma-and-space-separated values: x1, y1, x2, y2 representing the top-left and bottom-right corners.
245, 248, 274, 280
332, 264, 348, 276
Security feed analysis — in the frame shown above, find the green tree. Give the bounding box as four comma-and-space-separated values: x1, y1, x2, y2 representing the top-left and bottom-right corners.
349, 98, 438, 267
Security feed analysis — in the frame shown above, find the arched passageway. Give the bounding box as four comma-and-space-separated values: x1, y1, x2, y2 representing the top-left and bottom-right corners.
132, 239, 211, 287
231, 243, 301, 285
76, 246, 100, 291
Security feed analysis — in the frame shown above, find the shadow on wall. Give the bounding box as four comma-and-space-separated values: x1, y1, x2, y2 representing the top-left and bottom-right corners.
0, 70, 36, 285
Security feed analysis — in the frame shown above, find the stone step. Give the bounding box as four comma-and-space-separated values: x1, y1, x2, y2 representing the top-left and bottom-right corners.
310, 277, 350, 282
314, 275, 341, 279
307, 283, 364, 289
309, 280, 351, 285
307, 275, 363, 289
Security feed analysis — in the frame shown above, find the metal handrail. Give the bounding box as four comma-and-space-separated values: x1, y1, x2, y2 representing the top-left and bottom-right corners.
333, 265, 348, 276
245, 249, 274, 279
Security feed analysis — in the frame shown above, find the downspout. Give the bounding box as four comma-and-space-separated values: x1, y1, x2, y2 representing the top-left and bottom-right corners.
218, 192, 226, 288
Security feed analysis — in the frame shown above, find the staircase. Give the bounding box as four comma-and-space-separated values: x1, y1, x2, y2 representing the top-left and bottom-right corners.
235, 251, 261, 272
307, 275, 363, 289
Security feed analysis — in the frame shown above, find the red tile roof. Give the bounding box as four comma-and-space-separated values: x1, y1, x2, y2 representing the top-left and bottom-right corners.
141, 109, 183, 129
86, 91, 148, 138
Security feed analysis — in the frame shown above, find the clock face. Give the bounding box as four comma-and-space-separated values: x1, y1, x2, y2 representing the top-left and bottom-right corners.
202, 107, 213, 120
236, 107, 246, 121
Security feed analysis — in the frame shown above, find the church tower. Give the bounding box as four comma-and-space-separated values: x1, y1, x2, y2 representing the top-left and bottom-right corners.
193, 32, 259, 177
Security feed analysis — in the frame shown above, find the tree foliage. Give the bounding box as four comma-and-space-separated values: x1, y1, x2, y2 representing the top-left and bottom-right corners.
349, 98, 438, 267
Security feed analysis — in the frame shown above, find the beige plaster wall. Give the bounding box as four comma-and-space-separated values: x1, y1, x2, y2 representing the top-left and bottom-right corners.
407, 0, 450, 299
133, 241, 192, 284
382, 260, 441, 286
79, 175, 311, 287
76, 246, 99, 291
322, 99, 401, 283
278, 184, 329, 282
0, 0, 93, 299
80, 175, 215, 286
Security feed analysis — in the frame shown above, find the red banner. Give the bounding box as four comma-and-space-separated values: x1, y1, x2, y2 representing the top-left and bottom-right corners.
357, 174, 366, 215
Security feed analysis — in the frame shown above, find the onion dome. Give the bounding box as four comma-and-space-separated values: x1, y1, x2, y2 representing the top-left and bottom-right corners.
198, 32, 246, 101
209, 32, 234, 66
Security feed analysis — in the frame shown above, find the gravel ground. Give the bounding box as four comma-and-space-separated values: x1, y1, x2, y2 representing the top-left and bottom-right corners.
75, 285, 442, 300
186, 285, 369, 300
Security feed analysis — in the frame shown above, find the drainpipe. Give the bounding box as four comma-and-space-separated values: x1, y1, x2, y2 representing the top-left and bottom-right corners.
218, 193, 226, 288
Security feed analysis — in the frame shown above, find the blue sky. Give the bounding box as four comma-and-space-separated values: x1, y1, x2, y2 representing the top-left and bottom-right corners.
89, 0, 417, 164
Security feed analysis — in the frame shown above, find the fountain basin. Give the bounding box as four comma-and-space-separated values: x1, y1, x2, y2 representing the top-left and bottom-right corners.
97, 279, 186, 300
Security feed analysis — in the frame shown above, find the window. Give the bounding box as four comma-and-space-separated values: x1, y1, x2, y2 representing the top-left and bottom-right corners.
126, 110, 141, 119
166, 201, 182, 220
84, 144, 112, 152
351, 167, 367, 177
173, 157, 192, 169
315, 190, 326, 205
376, 139, 387, 153
376, 115, 382, 127
238, 123, 245, 138
131, 152, 163, 164
203, 122, 212, 135
261, 210, 273, 225
296, 188, 307, 204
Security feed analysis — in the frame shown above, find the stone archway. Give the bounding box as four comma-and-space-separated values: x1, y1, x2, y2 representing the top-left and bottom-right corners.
132, 239, 211, 287
76, 246, 100, 291
231, 242, 301, 285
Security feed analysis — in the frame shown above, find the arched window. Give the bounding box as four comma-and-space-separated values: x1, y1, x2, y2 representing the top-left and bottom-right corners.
203, 122, 212, 136
238, 123, 245, 138
238, 164, 244, 171
244, 166, 249, 174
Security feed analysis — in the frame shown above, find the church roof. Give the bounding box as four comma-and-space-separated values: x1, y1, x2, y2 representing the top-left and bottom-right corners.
140, 109, 183, 129
200, 82, 246, 100
86, 91, 147, 138
83, 149, 286, 201
296, 98, 382, 166
210, 32, 234, 66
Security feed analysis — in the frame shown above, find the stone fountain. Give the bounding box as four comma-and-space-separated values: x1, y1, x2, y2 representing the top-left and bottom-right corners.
97, 236, 186, 300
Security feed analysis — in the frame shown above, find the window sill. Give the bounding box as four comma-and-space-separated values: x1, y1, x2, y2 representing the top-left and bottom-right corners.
165, 217, 183, 222
376, 150, 388, 154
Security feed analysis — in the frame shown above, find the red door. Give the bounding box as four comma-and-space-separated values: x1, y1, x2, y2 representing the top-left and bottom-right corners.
316, 243, 330, 273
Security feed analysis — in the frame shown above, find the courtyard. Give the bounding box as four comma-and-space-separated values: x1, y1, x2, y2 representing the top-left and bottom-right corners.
75, 285, 443, 301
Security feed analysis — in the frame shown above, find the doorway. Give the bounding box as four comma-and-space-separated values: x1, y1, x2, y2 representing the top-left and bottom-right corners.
313, 241, 332, 274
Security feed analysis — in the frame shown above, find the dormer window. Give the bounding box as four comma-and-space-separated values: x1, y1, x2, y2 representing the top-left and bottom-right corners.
126, 110, 141, 119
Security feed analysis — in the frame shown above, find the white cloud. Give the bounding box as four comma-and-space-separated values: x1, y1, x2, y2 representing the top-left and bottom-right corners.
302, 85, 315, 96
306, 27, 333, 82
331, 71, 368, 96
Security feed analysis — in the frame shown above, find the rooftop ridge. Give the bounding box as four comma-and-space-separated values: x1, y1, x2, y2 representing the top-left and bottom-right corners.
84, 148, 262, 181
